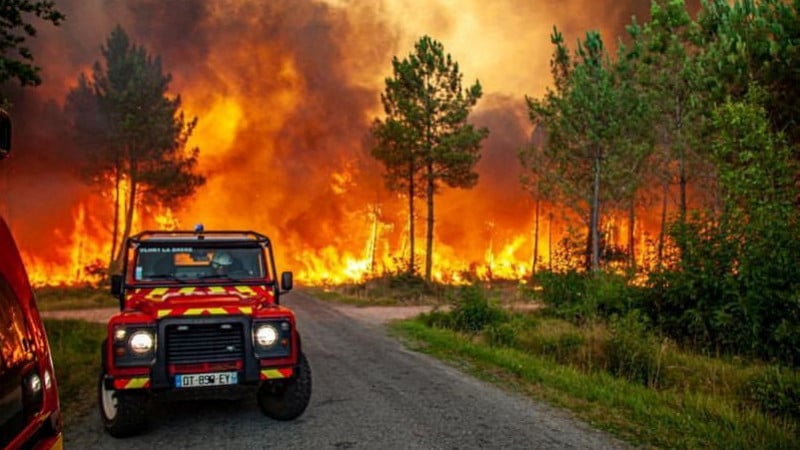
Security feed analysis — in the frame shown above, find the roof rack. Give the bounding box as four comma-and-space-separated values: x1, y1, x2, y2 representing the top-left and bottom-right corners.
128, 230, 271, 245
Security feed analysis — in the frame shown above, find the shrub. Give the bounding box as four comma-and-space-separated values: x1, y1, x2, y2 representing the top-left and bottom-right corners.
584, 272, 640, 319
419, 309, 453, 329
516, 318, 587, 365
740, 365, 800, 420
605, 310, 664, 388
534, 269, 591, 323
449, 284, 506, 333
485, 316, 524, 348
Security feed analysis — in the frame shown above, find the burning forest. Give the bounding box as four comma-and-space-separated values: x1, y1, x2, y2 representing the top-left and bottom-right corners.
0, 0, 662, 286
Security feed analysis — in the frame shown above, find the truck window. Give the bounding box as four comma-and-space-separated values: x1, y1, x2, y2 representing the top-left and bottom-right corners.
0, 277, 34, 374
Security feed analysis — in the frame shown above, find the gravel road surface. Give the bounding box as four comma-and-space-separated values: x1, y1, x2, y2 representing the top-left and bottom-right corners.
60, 290, 629, 449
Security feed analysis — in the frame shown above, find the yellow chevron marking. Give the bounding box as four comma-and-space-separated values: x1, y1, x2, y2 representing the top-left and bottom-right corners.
183, 307, 229, 316
260, 369, 287, 379
236, 286, 255, 295
238, 307, 253, 314
150, 287, 169, 299
126, 377, 149, 389
157, 309, 173, 318
178, 287, 196, 295
208, 286, 227, 294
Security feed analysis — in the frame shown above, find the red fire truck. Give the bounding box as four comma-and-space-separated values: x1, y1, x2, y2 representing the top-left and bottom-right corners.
0, 111, 64, 449
99, 227, 311, 437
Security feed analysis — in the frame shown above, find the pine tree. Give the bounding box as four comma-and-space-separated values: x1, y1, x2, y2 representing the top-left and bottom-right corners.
372, 36, 488, 281
64, 26, 204, 271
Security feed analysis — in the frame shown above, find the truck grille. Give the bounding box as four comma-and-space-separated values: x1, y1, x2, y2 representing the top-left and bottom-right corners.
165, 322, 245, 364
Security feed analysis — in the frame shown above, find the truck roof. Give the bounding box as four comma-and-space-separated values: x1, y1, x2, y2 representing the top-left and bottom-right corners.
129, 230, 271, 245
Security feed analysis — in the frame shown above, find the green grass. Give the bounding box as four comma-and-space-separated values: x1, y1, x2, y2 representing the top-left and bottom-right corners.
390, 319, 799, 449
34, 286, 117, 311
43, 319, 106, 427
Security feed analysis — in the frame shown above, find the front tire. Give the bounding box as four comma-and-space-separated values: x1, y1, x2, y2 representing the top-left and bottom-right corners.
98, 373, 149, 437
257, 352, 312, 420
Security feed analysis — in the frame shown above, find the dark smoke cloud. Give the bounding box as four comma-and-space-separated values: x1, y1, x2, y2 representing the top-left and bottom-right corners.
0, 0, 682, 275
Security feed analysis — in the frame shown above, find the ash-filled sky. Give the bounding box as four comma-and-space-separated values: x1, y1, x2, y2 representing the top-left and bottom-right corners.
0, 0, 668, 281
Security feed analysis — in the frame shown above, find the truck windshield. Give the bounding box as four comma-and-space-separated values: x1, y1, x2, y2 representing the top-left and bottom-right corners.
134, 245, 267, 281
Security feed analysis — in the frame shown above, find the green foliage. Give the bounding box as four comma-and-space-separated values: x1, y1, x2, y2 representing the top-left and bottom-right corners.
642, 217, 745, 351
43, 319, 106, 427
534, 269, 590, 321
395, 318, 800, 449
517, 319, 586, 365
534, 269, 639, 324
698, 0, 800, 146
419, 309, 454, 329
605, 311, 665, 388
524, 27, 653, 271
741, 365, 800, 421
0, 0, 65, 97
64, 26, 205, 267
448, 285, 506, 333
586, 272, 641, 319
485, 315, 526, 348
371, 35, 489, 280
640, 91, 800, 365
420, 284, 506, 333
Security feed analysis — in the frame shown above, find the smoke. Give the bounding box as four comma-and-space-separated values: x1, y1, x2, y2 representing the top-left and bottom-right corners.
0, 0, 658, 278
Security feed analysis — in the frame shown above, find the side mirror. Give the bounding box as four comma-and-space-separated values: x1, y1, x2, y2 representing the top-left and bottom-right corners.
110, 274, 123, 297
0, 110, 10, 159
281, 271, 293, 292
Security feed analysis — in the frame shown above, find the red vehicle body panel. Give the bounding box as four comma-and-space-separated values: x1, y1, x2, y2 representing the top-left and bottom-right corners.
0, 218, 63, 450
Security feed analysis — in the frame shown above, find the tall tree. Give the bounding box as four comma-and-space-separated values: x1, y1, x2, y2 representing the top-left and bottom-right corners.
527, 29, 647, 272
0, 0, 65, 103
637, 0, 705, 266
697, 0, 800, 210
698, 0, 800, 147
372, 36, 488, 281
519, 125, 550, 276
64, 26, 204, 271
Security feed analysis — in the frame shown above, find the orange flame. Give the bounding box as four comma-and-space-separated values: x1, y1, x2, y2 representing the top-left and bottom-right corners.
8, 0, 666, 288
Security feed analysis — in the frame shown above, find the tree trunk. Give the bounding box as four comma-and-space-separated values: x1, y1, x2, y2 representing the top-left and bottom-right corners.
676, 94, 687, 225
425, 163, 434, 282
628, 197, 636, 271
531, 195, 541, 277
368, 204, 379, 275
109, 165, 121, 272
657, 175, 668, 269
114, 167, 137, 269
679, 152, 687, 223
407, 164, 415, 275
590, 145, 601, 272
548, 212, 553, 271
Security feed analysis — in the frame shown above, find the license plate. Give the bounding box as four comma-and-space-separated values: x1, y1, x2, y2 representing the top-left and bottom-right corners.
175, 371, 238, 388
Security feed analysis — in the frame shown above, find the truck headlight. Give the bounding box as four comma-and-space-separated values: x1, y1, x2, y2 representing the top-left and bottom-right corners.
112, 325, 156, 367
255, 324, 279, 347
129, 330, 155, 354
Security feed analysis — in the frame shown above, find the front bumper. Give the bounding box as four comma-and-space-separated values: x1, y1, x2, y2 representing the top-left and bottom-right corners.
108, 315, 294, 390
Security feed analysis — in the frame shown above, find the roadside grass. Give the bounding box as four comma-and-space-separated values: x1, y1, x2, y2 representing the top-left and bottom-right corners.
44, 319, 105, 427
36, 283, 797, 448
307, 273, 455, 306
390, 319, 798, 449
35, 286, 116, 311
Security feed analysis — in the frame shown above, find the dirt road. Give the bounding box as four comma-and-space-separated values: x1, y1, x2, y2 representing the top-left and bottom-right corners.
59, 291, 628, 449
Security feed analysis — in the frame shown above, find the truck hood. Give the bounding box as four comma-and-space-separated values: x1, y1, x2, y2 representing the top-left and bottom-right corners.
124, 285, 275, 314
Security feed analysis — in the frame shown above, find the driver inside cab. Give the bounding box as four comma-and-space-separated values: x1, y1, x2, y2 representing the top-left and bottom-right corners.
211, 252, 234, 275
